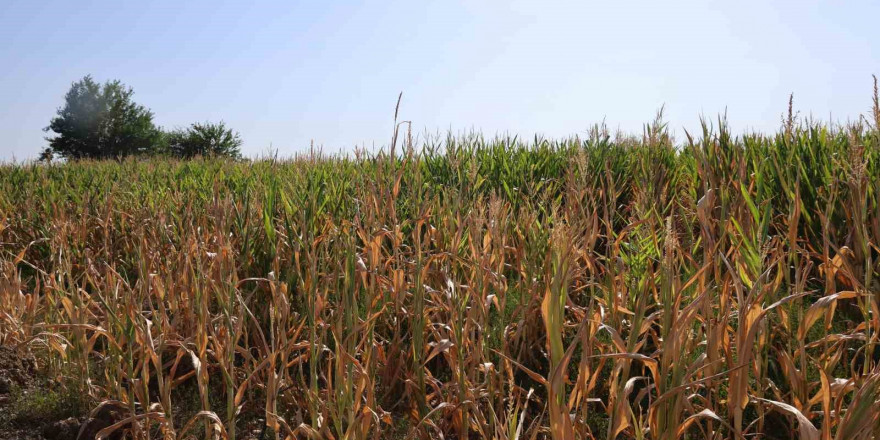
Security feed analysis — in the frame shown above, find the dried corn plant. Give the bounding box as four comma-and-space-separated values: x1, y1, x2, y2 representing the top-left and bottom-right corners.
1, 83, 880, 439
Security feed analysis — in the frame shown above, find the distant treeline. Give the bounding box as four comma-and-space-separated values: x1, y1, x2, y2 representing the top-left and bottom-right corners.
40, 75, 242, 161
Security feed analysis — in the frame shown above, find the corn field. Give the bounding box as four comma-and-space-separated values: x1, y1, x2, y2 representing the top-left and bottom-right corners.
2, 92, 880, 439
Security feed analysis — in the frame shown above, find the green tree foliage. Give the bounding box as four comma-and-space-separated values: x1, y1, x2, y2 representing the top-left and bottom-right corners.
43, 75, 161, 160
165, 121, 243, 158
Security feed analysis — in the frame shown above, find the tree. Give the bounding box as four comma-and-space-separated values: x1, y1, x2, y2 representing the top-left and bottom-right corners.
44, 75, 161, 160
38, 147, 54, 162
166, 122, 243, 158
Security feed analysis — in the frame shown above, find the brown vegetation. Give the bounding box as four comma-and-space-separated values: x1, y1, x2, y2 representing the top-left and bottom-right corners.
2, 85, 880, 439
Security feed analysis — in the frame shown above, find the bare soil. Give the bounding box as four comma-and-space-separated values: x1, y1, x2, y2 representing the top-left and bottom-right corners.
0, 346, 84, 440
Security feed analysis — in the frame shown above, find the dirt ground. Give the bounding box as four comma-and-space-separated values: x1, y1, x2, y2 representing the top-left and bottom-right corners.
0, 346, 271, 440
0, 346, 84, 440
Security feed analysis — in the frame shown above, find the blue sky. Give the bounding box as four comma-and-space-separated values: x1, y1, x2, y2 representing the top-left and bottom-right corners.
1, 0, 878, 159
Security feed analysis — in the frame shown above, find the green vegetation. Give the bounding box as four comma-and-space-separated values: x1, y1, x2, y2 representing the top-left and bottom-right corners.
2, 83, 880, 439
43, 75, 162, 160
42, 76, 241, 161
165, 122, 243, 159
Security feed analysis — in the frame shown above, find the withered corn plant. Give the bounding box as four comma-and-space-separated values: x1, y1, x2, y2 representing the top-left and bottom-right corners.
2, 81, 880, 439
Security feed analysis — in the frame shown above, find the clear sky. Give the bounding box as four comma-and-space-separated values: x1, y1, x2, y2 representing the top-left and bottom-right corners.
1, 0, 878, 159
